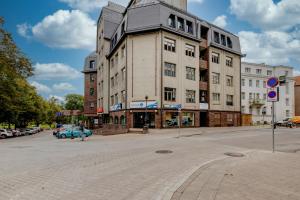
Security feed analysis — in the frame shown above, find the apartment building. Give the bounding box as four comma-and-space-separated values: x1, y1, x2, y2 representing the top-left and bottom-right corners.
295, 76, 300, 116
82, 52, 98, 127
92, 0, 242, 128
241, 62, 295, 125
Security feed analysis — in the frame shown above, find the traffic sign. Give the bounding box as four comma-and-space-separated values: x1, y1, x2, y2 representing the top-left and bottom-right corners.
267, 88, 279, 102
267, 77, 279, 88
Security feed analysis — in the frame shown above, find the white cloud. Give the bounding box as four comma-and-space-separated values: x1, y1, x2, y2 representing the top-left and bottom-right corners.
188, 0, 204, 4
238, 30, 300, 65
212, 15, 227, 28
53, 82, 76, 91
48, 95, 66, 103
17, 10, 96, 50
294, 70, 300, 76
30, 81, 52, 94
230, 0, 300, 31
33, 63, 81, 80
59, 0, 129, 12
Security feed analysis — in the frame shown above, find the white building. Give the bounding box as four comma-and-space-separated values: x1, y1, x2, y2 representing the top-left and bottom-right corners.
241, 62, 294, 124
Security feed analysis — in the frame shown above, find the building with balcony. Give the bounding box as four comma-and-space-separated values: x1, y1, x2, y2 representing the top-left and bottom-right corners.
241, 62, 295, 125
90, 0, 242, 128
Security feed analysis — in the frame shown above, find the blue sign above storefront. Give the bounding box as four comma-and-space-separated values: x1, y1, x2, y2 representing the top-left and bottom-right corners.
130, 101, 158, 109
163, 104, 182, 109
110, 103, 122, 111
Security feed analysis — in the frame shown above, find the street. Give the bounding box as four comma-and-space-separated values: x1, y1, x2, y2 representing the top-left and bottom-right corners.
1, 127, 300, 200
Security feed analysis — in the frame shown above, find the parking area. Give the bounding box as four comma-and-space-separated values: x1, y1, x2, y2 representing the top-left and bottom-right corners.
0, 127, 300, 200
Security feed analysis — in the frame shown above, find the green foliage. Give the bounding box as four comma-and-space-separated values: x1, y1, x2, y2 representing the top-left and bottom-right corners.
65, 94, 84, 111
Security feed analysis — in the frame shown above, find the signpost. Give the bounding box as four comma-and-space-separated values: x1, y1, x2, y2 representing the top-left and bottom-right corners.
267, 77, 279, 153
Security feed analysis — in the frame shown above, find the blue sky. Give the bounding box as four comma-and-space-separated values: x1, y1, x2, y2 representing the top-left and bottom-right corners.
1, 0, 299, 101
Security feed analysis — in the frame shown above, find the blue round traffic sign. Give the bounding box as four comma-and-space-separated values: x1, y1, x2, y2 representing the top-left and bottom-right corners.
267, 77, 278, 88
268, 91, 276, 98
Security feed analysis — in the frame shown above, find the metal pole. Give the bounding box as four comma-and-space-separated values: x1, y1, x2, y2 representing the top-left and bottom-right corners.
272, 101, 275, 153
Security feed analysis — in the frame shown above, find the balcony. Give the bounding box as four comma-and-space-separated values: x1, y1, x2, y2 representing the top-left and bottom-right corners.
199, 59, 208, 69
249, 98, 265, 106
200, 39, 208, 48
199, 81, 208, 90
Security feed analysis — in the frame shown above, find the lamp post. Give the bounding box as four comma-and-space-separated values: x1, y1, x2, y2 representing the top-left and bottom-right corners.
145, 95, 148, 127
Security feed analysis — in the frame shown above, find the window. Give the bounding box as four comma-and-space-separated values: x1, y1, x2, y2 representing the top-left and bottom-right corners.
221, 34, 226, 46
177, 17, 184, 31
164, 62, 176, 77
186, 20, 193, 34
121, 90, 126, 103
256, 93, 260, 99
256, 80, 260, 87
245, 67, 251, 73
249, 92, 253, 100
122, 67, 126, 81
115, 54, 118, 66
168, 14, 176, 28
256, 69, 262, 74
111, 58, 114, 68
214, 31, 220, 44
226, 56, 233, 67
241, 106, 245, 113
90, 60, 95, 69
286, 83, 289, 94
164, 38, 176, 52
263, 94, 267, 100
110, 95, 114, 106
267, 70, 272, 76
212, 93, 220, 104
226, 75, 233, 87
242, 92, 245, 100
101, 80, 104, 92
186, 90, 196, 103
115, 73, 118, 86
227, 37, 232, 48
212, 52, 219, 64
186, 67, 195, 80
285, 71, 289, 76
90, 102, 94, 108
90, 74, 95, 82
263, 81, 266, 88
164, 87, 176, 101
90, 88, 94, 96
111, 77, 114, 87
185, 44, 195, 57
286, 98, 290, 106
212, 72, 220, 84
286, 110, 290, 117
121, 22, 125, 35
241, 79, 245, 86
249, 79, 252, 87
121, 45, 125, 58
226, 95, 233, 106
114, 94, 118, 104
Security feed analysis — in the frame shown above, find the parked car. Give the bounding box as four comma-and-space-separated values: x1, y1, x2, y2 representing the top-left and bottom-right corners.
0, 129, 13, 139
53, 124, 74, 136
275, 118, 291, 127
8, 129, 22, 137
56, 127, 92, 139
24, 128, 35, 135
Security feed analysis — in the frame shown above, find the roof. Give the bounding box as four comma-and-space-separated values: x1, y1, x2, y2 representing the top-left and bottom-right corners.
295, 76, 300, 86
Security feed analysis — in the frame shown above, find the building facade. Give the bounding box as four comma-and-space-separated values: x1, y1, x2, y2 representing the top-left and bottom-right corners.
82, 52, 98, 127
92, 0, 242, 128
295, 76, 300, 116
241, 62, 295, 125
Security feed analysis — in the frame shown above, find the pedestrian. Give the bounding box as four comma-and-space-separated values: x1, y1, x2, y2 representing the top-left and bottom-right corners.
79, 121, 85, 141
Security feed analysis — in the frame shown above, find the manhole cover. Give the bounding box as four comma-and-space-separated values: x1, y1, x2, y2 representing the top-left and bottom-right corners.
224, 152, 245, 157
155, 150, 173, 154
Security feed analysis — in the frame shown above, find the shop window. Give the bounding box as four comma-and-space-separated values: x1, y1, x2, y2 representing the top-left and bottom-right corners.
164, 112, 179, 128
114, 116, 119, 124
182, 112, 195, 127
120, 115, 126, 125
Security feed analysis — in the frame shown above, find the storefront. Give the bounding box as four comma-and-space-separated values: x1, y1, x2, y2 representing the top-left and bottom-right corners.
130, 101, 158, 128
164, 111, 179, 128
181, 112, 195, 127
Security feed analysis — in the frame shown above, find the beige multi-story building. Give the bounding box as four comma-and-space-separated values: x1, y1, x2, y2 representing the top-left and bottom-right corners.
92, 0, 242, 128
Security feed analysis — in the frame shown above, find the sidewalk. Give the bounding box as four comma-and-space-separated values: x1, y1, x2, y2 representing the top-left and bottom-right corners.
170, 151, 300, 200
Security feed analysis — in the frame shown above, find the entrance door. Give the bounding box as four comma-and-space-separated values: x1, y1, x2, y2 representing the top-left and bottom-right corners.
133, 112, 155, 128
200, 112, 208, 127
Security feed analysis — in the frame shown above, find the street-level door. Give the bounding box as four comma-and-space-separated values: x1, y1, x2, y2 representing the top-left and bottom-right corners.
200, 111, 208, 127
133, 112, 155, 128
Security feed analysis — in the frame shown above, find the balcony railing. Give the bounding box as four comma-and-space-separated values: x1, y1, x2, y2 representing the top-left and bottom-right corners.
199, 81, 208, 90
199, 59, 208, 69
249, 98, 265, 106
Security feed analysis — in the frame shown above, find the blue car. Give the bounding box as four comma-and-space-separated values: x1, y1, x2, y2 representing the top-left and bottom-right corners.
56, 127, 93, 139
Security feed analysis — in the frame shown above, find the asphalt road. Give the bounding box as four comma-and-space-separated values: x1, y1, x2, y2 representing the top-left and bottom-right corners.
0, 127, 299, 200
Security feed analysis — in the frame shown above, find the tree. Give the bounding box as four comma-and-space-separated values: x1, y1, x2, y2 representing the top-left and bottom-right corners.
64, 94, 84, 111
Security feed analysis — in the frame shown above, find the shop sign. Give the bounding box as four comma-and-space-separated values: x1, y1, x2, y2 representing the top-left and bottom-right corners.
110, 103, 122, 111
164, 104, 182, 109
200, 103, 208, 110
130, 101, 158, 109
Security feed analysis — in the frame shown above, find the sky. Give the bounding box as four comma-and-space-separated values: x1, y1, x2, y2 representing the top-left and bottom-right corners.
1, 0, 300, 101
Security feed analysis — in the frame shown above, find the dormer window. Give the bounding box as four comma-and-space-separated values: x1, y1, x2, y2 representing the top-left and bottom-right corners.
214, 31, 220, 44
168, 14, 176, 28
121, 22, 125, 35
90, 60, 95, 69
221, 34, 226, 46
186, 20, 193, 34
177, 17, 184, 31
227, 37, 232, 48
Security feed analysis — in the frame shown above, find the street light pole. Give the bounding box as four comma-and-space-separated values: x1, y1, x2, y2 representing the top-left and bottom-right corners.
145, 95, 148, 127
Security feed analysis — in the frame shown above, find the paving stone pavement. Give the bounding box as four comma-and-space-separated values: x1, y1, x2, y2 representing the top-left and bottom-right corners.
0, 127, 300, 200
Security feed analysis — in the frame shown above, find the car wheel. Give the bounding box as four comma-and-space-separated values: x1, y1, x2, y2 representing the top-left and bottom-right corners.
0, 134, 6, 139
60, 134, 66, 139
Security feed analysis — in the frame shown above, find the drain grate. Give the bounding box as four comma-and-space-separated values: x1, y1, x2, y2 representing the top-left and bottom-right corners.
155, 150, 173, 154
224, 152, 245, 157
